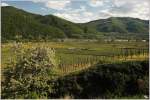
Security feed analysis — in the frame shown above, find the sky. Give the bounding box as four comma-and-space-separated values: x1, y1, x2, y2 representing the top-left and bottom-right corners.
1, 0, 150, 23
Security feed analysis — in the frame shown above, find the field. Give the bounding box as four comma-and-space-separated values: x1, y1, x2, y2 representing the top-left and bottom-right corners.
1, 42, 149, 98
2, 42, 148, 68
2, 41, 149, 73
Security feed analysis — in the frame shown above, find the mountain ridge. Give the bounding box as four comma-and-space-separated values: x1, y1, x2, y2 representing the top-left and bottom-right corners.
2, 6, 149, 42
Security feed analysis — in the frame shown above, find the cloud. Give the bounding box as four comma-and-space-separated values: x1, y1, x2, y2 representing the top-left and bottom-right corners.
46, 1, 70, 10
89, 0, 104, 7
88, 0, 149, 20
32, 0, 71, 10
54, 12, 95, 23
31, 0, 149, 22
31, 0, 47, 3
41, 7, 47, 11
54, 0, 149, 23
109, 0, 149, 20
54, 6, 97, 23
1, 2, 9, 6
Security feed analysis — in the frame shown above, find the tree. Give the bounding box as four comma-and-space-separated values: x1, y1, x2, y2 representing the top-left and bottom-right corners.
84, 26, 88, 33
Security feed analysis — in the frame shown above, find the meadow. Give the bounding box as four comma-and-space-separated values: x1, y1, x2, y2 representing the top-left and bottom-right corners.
1, 41, 149, 99
2, 41, 149, 74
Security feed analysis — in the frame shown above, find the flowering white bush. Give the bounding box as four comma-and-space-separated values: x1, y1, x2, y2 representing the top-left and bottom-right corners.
2, 46, 57, 98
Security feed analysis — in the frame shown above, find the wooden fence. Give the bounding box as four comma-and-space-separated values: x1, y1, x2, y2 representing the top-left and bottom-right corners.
58, 48, 149, 73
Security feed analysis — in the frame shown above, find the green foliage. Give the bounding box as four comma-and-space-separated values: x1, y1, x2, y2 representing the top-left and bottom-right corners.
84, 17, 149, 34
2, 6, 149, 42
1, 6, 83, 42
82, 17, 149, 40
2, 6, 66, 41
1, 42, 149, 99
50, 61, 149, 99
37, 15, 84, 38
2, 46, 57, 99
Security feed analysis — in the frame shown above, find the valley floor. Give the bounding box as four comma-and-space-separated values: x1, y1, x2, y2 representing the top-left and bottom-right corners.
1, 41, 149, 99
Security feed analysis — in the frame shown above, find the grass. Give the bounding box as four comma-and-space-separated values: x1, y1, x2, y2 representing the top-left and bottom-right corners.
1, 41, 148, 68
1, 41, 149, 99
1, 41, 149, 77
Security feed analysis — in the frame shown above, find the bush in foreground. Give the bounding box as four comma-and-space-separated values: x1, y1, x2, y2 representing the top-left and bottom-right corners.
2, 47, 57, 98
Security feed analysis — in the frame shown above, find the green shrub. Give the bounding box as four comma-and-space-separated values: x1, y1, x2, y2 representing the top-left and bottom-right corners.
50, 61, 149, 99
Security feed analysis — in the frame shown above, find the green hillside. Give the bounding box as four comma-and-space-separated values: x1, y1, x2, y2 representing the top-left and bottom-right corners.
84, 17, 149, 33
1, 6, 149, 42
82, 17, 149, 40
1, 6, 84, 42
35, 15, 84, 38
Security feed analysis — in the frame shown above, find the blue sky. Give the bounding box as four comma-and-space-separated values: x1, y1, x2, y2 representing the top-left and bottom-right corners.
2, 0, 149, 23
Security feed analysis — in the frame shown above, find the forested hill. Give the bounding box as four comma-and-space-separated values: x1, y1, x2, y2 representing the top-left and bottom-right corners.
2, 6, 84, 41
80, 17, 149, 40
82, 17, 149, 34
2, 6, 149, 42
